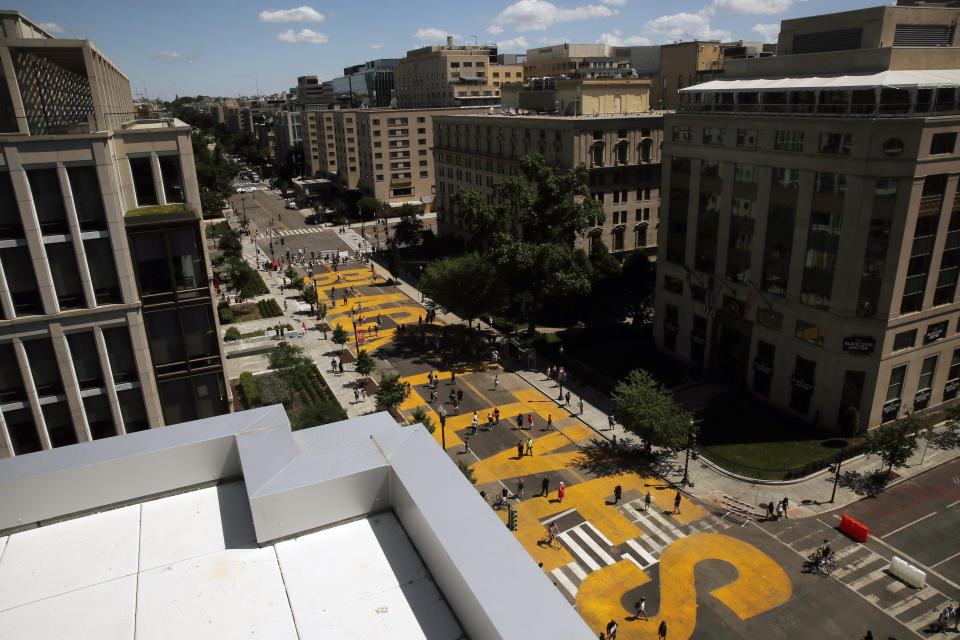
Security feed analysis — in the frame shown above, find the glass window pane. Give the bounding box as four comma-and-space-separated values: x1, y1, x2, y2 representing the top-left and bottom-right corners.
27, 168, 69, 234
67, 331, 103, 390
129, 157, 157, 206
42, 402, 77, 448
5, 407, 41, 454
145, 310, 184, 366
181, 306, 217, 359
194, 373, 225, 419
84, 394, 116, 440
158, 156, 184, 203
167, 229, 205, 292
83, 238, 121, 304
0, 171, 24, 238
131, 232, 172, 295
158, 378, 196, 425
103, 327, 137, 383
117, 388, 148, 432
1, 247, 42, 315
0, 342, 25, 403
23, 337, 63, 397
46, 242, 86, 309
67, 166, 107, 231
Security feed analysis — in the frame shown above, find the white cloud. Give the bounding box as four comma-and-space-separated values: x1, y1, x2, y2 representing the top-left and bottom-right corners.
149, 50, 197, 64
258, 6, 325, 23
596, 29, 650, 46
276, 28, 328, 44
369, 43, 384, 49
644, 12, 731, 42
413, 28, 461, 42
712, 0, 796, 14
38, 21, 65, 33
752, 23, 780, 42
599, 0, 627, 5
497, 36, 530, 50
487, 0, 617, 34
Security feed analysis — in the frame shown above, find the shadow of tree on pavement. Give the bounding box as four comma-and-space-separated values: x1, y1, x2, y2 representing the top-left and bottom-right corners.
834, 469, 890, 497
568, 438, 676, 478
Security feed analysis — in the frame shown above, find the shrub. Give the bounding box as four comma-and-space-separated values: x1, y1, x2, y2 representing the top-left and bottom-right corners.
839, 406, 861, 437
224, 327, 242, 341
238, 372, 262, 408
218, 306, 234, 324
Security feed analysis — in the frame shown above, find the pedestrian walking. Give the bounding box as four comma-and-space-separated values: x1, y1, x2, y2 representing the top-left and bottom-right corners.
565, 391, 571, 406
516, 414, 523, 430
776, 501, 784, 520
362, 388, 367, 401
517, 478, 524, 500
644, 490, 652, 512
608, 413, 615, 430
451, 371, 456, 385
781, 496, 789, 518
863, 632, 873, 640
449, 389, 456, 404
613, 485, 622, 505
494, 375, 500, 392
338, 361, 344, 374
635, 596, 648, 621
463, 437, 470, 454
526, 437, 534, 456
541, 476, 550, 497
457, 389, 464, 404
354, 389, 359, 403
658, 620, 667, 639
517, 441, 524, 459
578, 398, 584, 414
606, 620, 618, 640
766, 501, 775, 521
527, 414, 534, 429
547, 414, 553, 430
494, 408, 500, 425
557, 481, 565, 503
673, 491, 682, 514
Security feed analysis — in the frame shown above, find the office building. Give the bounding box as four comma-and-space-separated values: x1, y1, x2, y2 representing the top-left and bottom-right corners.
0, 406, 592, 638
434, 112, 663, 255
302, 107, 338, 178
394, 37, 501, 108
0, 12, 228, 458
329, 59, 400, 108
654, 3, 960, 429
502, 76, 651, 115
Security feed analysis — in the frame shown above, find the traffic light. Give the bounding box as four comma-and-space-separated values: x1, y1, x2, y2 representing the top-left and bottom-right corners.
507, 506, 517, 531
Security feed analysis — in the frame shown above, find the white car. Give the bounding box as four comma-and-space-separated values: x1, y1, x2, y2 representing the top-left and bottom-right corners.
285, 200, 298, 210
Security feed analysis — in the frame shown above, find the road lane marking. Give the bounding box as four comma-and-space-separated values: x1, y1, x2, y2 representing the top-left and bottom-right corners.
558, 532, 601, 571
931, 549, 960, 568
881, 511, 938, 539
541, 508, 576, 525
946, 498, 960, 509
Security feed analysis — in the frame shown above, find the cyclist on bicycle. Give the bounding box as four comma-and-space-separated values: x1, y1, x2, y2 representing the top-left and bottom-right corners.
815, 540, 832, 567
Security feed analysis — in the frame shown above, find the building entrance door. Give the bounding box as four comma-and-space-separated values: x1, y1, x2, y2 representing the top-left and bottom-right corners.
709, 309, 753, 387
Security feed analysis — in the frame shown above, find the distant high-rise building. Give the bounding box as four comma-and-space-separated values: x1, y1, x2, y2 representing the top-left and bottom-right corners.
329, 59, 400, 108
395, 38, 501, 108
0, 12, 229, 458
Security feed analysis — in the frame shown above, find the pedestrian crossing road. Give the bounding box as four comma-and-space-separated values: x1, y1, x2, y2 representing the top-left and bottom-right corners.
265, 227, 325, 237
549, 503, 733, 603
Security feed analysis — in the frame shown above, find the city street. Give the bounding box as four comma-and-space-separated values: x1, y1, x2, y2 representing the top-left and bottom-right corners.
217, 218, 960, 640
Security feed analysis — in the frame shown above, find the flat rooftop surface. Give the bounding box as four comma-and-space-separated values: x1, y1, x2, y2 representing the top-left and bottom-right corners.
0, 482, 463, 639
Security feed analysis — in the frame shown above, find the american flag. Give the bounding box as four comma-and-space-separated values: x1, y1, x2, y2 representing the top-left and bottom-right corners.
705, 275, 721, 317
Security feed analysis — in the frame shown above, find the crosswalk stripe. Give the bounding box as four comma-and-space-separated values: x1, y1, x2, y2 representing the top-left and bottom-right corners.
571, 526, 616, 565
582, 520, 614, 546
551, 567, 578, 598
567, 561, 587, 581
848, 571, 886, 592
622, 553, 644, 569
559, 532, 602, 571
635, 510, 682, 546
888, 586, 939, 617
625, 538, 657, 566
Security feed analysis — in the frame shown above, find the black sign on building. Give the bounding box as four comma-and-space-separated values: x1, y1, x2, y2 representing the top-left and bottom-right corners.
842, 336, 875, 354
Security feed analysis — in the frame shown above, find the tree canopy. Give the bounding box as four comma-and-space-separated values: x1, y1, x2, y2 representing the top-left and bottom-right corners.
375, 373, 408, 411
420, 253, 504, 327
611, 369, 694, 450
267, 343, 313, 410
865, 414, 921, 473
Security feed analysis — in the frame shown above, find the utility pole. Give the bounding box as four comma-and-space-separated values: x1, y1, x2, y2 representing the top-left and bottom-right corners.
829, 452, 843, 503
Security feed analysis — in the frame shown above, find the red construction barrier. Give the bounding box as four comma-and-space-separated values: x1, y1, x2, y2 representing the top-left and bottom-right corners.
840, 515, 869, 542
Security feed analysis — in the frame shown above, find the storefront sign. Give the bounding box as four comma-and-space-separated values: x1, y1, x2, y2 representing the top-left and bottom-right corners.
690, 334, 706, 345
842, 336, 875, 354
753, 360, 773, 375
926, 324, 946, 343
945, 378, 960, 396
882, 398, 901, 421
914, 388, 931, 407
791, 376, 814, 392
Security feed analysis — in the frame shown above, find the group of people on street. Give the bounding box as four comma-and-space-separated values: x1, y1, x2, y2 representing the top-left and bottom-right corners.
765, 497, 790, 521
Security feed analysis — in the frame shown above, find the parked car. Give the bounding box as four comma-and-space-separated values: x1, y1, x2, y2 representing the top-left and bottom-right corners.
285, 200, 298, 210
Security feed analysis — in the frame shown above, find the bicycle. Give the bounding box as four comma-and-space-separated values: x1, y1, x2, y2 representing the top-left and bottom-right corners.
538, 524, 562, 550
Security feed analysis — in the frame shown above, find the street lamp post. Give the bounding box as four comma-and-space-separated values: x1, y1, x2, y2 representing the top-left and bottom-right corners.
829, 452, 843, 503
682, 419, 694, 487
557, 345, 565, 401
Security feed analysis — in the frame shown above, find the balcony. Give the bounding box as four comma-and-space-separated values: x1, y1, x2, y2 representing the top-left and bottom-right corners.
125, 203, 199, 227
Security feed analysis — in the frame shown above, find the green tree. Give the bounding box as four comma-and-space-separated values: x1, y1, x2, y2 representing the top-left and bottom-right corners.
302, 285, 318, 312
394, 208, 423, 247
384, 238, 402, 282
612, 369, 694, 450
291, 402, 347, 430
267, 343, 313, 410
357, 196, 381, 220
317, 302, 328, 337
355, 349, 377, 378
200, 189, 226, 219
407, 406, 436, 434
227, 260, 266, 299
331, 323, 349, 356
865, 413, 921, 473
619, 251, 656, 325
217, 228, 243, 260
421, 253, 504, 328
451, 187, 505, 252
839, 406, 862, 438
458, 460, 478, 485
284, 265, 302, 291
375, 373, 409, 412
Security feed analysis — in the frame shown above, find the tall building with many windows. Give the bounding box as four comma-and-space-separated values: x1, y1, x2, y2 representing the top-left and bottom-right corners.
0, 12, 228, 458
655, 4, 960, 430
394, 38, 501, 108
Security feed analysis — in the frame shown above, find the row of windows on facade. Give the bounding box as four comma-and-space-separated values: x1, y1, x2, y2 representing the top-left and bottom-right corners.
665, 165, 960, 316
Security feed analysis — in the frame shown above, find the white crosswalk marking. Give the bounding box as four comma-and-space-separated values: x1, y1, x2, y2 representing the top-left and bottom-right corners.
558, 531, 601, 571
551, 567, 578, 598
583, 520, 613, 546
625, 538, 657, 566
567, 561, 587, 580
571, 527, 616, 565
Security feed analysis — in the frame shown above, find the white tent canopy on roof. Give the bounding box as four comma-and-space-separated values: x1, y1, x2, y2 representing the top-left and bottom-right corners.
680, 69, 960, 93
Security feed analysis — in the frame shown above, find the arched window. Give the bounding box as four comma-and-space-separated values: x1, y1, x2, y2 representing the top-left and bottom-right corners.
591, 142, 604, 167
615, 141, 628, 165
613, 227, 625, 251
640, 139, 652, 163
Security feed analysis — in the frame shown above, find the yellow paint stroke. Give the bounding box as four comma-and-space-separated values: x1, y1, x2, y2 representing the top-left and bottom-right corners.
513, 388, 574, 420
576, 534, 792, 639
470, 422, 594, 484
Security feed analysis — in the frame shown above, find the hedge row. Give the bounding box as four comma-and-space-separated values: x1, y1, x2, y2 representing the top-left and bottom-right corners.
782, 441, 869, 480
258, 298, 283, 318
239, 372, 262, 408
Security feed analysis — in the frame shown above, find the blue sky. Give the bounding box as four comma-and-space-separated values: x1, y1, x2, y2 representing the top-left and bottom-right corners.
25, 0, 887, 99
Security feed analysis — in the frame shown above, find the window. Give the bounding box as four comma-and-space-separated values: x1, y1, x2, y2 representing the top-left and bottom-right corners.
901, 177, 943, 313
701, 159, 721, 179
771, 167, 799, 190
129, 157, 158, 206
726, 198, 755, 284
44, 402, 77, 448
761, 204, 796, 296
103, 326, 138, 384
0, 172, 23, 239
5, 407, 41, 455
775, 130, 805, 151
2, 247, 42, 315
672, 126, 692, 143
695, 192, 720, 273
886, 365, 907, 410
915, 355, 938, 410
930, 132, 956, 155
934, 207, 960, 306
158, 156, 184, 203
818, 133, 853, 155
925, 320, 948, 344
0, 343, 25, 403
665, 187, 688, 264
664, 275, 684, 294
800, 210, 842, 310
814, 172, 846, 195
790, 356, 816, 414
734, 163, 758, 184
795, 320, 826, 347
753, 341, 775, 396
663, 305, 678, 351
24, 337, 63, 397
419, 171, 429, 178
757, 308, 783, 331
84, 394, 115, 440
893, 329, 916, 351
67, 166, 107, 231
858, 180, 897, 316
84, 239, 121, 304
46, 242, 85, 309
702, 127, 725, 145
736, 129, 760, 148
27, 168, 68, 234
67, 332, 104, 390
944, 348, 960, 400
